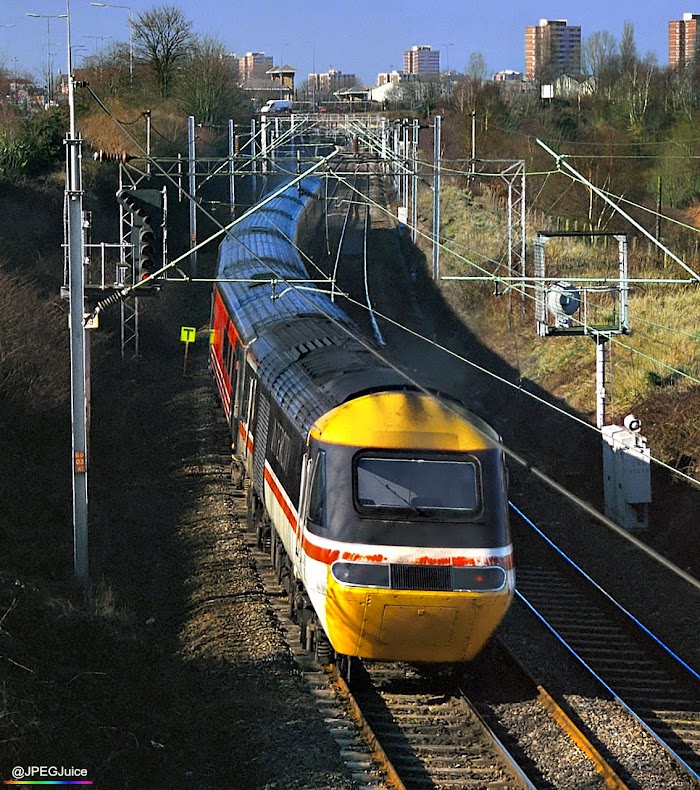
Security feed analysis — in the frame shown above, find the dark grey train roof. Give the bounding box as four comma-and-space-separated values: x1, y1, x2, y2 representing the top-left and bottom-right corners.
215, 174, 414, 435
253, 315, 408, 435
216, 175, 355, 344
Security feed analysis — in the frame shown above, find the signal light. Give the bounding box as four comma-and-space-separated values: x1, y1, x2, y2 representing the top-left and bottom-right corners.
139, 224, 157, 277
116, 187, 166, 283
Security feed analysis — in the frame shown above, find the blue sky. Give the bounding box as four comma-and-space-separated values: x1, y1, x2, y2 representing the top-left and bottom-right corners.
1, 1, 685, 85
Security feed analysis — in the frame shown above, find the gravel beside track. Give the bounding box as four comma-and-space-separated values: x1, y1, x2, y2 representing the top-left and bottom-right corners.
78, 160, 700, 789
91, 303, 359, 790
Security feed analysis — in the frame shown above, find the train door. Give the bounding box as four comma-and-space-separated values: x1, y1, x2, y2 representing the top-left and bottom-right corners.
243, 378, 258, 458
230, 347, 244, 436
241, 367, 257, 465
295, 453, 313, 572
253, 394, 271, 495
295, 448, 325, 574
222, 328, 236, 424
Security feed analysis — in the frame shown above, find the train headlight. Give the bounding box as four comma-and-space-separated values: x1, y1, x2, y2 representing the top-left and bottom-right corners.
331, 562, 391, 588
451, 566, 507, 592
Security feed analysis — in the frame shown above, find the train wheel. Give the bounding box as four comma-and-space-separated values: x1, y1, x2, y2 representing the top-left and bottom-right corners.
231, 457, 245, 489
304, 625, 314, 653
288, 580, 300, 623
270, 529, 279, 569
337, 654, 354, 685
245, 486, 257, 533
257, 520, 271, 553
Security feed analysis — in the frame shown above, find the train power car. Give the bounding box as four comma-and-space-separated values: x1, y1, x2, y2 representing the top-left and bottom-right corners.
209, 173, 514, 667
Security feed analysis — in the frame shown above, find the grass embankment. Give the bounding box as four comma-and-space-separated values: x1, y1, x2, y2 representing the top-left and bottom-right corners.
417, 183, 700, 478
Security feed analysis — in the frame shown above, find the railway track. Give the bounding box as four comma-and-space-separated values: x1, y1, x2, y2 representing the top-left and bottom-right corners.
512, 504, 700, 784
230, 478, 644, 789
345, 661, 535, 789
239, 505, 536, 788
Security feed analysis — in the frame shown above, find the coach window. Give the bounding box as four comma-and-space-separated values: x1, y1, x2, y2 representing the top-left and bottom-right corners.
223, 333, 234, 380
307, 451, 326, 528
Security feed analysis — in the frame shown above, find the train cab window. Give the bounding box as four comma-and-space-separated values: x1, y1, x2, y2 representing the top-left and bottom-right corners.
355, 455, 480, 517
307, 451, 326, 528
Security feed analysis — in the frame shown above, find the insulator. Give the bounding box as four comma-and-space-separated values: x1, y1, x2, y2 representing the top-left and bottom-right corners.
92, 150, 132, 164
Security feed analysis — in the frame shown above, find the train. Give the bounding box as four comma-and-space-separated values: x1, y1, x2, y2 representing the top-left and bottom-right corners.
209, 168, 514, 670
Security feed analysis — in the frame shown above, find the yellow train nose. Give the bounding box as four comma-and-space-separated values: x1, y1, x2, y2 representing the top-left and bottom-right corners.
325, 580, 512, 662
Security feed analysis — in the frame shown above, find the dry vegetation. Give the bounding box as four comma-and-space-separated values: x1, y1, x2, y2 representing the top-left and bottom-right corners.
0, 106, 699, 783
418, 181, 700, 479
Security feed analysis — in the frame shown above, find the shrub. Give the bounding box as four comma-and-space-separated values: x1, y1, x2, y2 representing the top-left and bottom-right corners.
0, 108, 67, 183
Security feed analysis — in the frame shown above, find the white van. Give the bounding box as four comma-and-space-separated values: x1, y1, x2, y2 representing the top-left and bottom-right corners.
260, 99, 292, 115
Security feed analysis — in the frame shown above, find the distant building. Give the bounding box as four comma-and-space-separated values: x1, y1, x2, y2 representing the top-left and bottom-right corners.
404, 45, 440, 75
376, 70, 403, 87
494, 70, 523, 82
236, 52, 274, 83
308, 67, 358, 97
237, 59, 295, 106
371, 71, 405, 103
669, 12, 700, 70
525, 19, 581, 81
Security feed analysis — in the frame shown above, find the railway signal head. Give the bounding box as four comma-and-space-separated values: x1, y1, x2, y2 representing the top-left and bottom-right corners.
138, 223, 157, 278
116, 187, 165, 283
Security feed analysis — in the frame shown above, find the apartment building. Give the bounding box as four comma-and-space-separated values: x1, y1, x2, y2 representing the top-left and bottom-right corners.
236, 52, 274, 83
404, 45, 440, 75
669, 12, 700, 69
525, 19, 581, 81
308, 67, 358, 97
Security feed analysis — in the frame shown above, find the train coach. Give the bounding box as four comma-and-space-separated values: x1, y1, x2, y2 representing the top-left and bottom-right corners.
209, 172, 514, 668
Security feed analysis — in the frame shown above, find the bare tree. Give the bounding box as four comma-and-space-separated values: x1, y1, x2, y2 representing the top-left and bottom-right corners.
465, 51, 488, 83
619, 21, 638, 76
177, 37, 249, 126
583, 30, 620, 100
621, 52, 657, 136
133, 4, 194, 98
584, 31, 616, 79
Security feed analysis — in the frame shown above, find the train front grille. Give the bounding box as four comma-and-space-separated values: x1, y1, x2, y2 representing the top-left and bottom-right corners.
390, 564, 452, 591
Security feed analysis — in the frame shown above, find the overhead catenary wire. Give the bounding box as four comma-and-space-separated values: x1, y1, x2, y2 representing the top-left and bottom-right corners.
537, 138, 700, 283
330, 166, 700, 385
80, 95, 700, 560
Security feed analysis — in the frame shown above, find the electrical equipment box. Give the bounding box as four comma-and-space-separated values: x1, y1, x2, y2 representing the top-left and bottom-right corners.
601, 420, 651, 531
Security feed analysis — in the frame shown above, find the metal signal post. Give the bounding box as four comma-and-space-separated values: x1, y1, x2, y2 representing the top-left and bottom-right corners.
65, 0, 90, 588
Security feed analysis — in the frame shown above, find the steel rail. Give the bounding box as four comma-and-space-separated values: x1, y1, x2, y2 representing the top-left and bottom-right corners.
512, 502, 700, 784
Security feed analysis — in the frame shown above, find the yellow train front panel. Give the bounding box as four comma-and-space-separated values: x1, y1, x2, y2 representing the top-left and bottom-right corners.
324, 566, 513, 662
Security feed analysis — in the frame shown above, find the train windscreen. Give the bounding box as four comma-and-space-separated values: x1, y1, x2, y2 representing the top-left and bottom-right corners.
355, 455, 480, 516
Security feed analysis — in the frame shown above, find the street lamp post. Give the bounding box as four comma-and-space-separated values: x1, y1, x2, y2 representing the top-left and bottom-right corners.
90, 2, 133, 81
443, 42, 454, 101
278, 43, 289, 100
26, 12, 67, 106
82, 34, 111, 76
306, 40, 316, 112
82, 34, 112, 57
